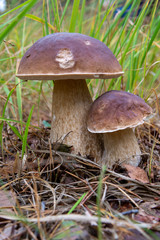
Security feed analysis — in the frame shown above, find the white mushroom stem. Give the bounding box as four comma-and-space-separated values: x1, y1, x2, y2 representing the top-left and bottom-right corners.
51, 79, 102, 161
101, 128, 141, 167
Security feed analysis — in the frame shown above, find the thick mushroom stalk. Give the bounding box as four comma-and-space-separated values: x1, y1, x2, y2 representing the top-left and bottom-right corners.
101, 128, 141, 167
51, 79, 102, 160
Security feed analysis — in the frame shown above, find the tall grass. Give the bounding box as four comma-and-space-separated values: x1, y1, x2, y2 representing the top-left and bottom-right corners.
0, 0, 159, 157
1, 0, 160, 88
0, 0, 38, 44
0, 6, 159, 137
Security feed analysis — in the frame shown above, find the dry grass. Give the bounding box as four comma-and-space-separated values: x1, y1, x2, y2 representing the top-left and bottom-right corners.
0, 117, 160, 239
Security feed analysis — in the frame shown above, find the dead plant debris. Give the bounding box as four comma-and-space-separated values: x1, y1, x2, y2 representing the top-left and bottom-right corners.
0, 121, 160, 240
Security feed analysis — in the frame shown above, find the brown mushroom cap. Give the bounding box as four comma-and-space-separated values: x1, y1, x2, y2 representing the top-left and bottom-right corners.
87, 90, 152, 133
17, 33, 123, 80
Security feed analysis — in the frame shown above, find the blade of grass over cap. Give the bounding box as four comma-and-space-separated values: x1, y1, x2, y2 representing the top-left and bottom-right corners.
0, 0, 38, 44
69, 0, 81, 32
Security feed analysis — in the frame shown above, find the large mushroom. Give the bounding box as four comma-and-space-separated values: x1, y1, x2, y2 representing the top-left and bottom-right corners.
87, 90, 152, 167
17, 33, 123, 160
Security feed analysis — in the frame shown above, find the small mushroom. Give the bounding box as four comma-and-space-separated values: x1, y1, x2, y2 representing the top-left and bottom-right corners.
17, 33, 123, 160
87, 90, 152, 167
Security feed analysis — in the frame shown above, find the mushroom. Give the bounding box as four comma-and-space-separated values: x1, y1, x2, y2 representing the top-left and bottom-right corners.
17, 33, 123, 160
87, 90, 152, 167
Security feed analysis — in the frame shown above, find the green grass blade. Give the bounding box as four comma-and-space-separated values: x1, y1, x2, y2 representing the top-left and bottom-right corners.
141, 0, 159, 94
69, 0, 81, 32
59, 0, 71, 28
7, 123, 23, 141
0, 86, 16, 156
78, 0, 86, 33
0, 0, 30, 19
94, 2, 114, 39
121, 0, 149, 65
21, 17, 26, 61
140, 19, 160, 66
67, 192, 87, 215
102, 0, 133, 43
15, 77, 23, 124
0, 57, 16, 62
148, 68, 160, 90
25, 14, 56, 31
3, 85, 16, 116
22, 105, 34, 158
113, 0, 140, 55
0, 86, 16, 125
37, 81, 43, 127
44, 6, 49, 35
97, 165, 106, 240
0, 117, 21, 124
126, 32, 139, 92
0, 18, 17, 29
0, 117, 40, 130
90, 0, 105, 38
0, 0, 38, 44
42, 0, 45, 36
144, 228, 160, 240
51, 0, 60, 31
89, 0, 99, 37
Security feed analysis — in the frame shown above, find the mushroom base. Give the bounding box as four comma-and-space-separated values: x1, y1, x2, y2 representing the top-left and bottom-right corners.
102, 128, 141, 168
51, 79, 102, 161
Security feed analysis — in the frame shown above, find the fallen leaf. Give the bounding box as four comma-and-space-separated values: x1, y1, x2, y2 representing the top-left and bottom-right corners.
0, 223, 25, 240
0, 160, 16, 178
134, 213, 159, 224
139, 201, 160, 217
123, 164, 149, 183
0, 223, 13, 240
134, 201, 160, 224
0, 190, 16, 213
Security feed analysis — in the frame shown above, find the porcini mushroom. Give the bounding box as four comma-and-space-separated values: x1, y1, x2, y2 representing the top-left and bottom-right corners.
17, 33, 123, 160
87, 90, 152, 167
